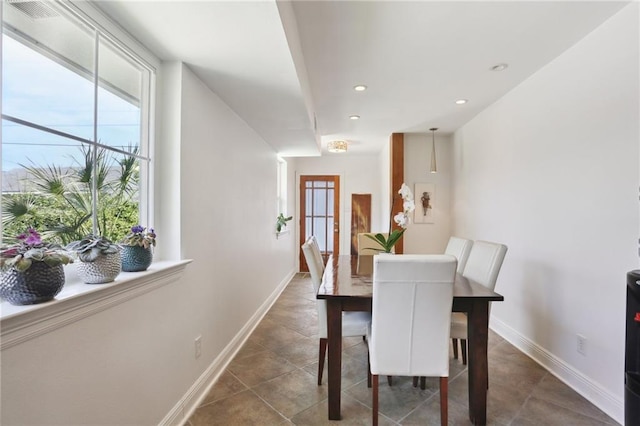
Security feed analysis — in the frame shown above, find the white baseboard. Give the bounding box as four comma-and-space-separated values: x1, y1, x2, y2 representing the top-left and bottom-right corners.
159, 268, 296, 426
490, 317, 623, 425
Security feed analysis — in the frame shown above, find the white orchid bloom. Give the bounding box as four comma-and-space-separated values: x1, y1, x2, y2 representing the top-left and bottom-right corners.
403, 198, 415, 213
394, 212, 409, 228
398, 183, 413, 200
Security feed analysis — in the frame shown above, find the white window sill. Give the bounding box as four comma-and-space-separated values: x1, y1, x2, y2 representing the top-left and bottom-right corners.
276, 229, 290, 239
0, 259, 192, 350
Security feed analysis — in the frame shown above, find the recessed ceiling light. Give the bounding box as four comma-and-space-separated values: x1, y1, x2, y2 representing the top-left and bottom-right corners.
353, 85, 367, 92
349, 115, 360, 120
491, 63, 509, 72
455, 99, 468, 105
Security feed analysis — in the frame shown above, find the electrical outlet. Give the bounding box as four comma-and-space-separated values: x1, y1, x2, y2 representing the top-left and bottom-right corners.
195, 336, 202, 359
577, 334, 586, 355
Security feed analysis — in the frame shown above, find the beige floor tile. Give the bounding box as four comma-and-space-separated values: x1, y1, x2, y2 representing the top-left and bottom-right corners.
228, 350, 298, 387
199, 371, 247, 406
400, 394, 470, 425
530, 374, 617, 424
190, 389, 288, 425
252, 368, 328, 418
512, 396, 613, 426
345, 376, 435, 422
290, 394, 397, 425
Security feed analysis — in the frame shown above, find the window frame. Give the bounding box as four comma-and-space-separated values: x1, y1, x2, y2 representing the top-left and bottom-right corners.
1, 0, 158, 239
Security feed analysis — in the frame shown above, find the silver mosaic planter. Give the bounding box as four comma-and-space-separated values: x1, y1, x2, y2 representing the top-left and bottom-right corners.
0, 262, 66, 305
77, 252, 122, 284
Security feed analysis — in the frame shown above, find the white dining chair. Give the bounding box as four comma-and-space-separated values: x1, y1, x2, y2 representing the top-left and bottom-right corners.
307, 235, 325, 274
368, 254, 457, 426
301, 237, 371, 385
451, 240, 508, 364
444, 236, 473, 274
357, 232, 388, 275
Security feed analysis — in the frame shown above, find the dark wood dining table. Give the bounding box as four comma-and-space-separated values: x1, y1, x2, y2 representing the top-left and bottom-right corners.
317, 255, 504, 425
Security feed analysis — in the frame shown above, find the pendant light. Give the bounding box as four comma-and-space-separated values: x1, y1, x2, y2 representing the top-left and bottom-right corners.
328, 140, 348, 153
429, 128, 438, 173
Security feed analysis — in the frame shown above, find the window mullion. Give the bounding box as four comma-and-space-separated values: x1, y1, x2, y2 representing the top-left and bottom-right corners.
92, 32, 99, 235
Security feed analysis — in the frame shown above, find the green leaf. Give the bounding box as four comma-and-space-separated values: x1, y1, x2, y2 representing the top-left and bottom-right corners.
15, 258, 32, 272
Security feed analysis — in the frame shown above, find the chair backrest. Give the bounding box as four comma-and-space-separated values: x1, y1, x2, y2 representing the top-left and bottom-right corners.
370, 254, 457, 377
444, 236, 473, 273
462, 240, 508, 291
302, 237, 329, 337
302, 237, 324, 292
307, 235, 325, 275
357, 233, 388, 275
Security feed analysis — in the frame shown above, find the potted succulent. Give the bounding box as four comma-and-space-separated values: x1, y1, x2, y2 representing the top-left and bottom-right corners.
120, 225, 156, 272
0, 228, 73, 305
276, 213, 292, 233
67, 235, 121, 284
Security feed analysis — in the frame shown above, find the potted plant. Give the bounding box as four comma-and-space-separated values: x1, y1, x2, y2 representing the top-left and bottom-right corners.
276, 213, 293, 233
0, 228, 73, 305
67, 235, 121, 284
120, 225, 156, 272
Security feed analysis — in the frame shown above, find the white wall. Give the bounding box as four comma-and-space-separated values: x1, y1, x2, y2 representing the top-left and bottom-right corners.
404, 132, 452, 254
451, 5, 639, 422
178, 62, 296, 360
0, 63, 297, 425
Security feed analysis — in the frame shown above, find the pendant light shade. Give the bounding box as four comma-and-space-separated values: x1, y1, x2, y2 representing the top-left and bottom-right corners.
429, 128, 438, 173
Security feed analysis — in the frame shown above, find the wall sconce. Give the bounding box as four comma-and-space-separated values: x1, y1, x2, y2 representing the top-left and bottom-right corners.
328, 140, 348, 153
429, 128, 438, 173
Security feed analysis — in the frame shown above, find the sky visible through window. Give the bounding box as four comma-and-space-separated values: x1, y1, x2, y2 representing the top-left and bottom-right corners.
2, 36, 141, 173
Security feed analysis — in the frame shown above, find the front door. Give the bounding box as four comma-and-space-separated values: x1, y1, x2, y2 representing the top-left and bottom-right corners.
299, 175, 340, 272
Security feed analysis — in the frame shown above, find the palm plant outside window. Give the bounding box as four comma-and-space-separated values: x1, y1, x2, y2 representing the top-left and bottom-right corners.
1, 1, 154, 245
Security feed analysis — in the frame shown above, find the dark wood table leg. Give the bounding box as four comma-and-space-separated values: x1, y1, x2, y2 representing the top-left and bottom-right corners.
326, 299, 343, 420
467, 301, 490, 425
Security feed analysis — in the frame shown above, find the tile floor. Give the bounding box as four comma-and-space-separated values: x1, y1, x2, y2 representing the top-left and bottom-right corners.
187, 274, 618, 425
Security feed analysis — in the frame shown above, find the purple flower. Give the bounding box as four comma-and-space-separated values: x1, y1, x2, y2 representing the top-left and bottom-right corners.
131, 225, 145, 234
18, 228, 42, 246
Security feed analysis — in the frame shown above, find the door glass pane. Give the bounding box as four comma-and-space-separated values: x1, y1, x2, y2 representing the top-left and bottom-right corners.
305, 217, 312, 239
327, 188, 334, 216
314, 188, 326, 215
305, 188, 312, 212
314, 218, 327, 251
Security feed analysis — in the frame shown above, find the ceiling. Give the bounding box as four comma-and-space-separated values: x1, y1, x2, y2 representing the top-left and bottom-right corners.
94, 0, 628, 157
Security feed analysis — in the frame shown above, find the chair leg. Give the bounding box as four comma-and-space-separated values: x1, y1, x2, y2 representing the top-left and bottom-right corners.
420, 376, 426, 390
318, 338, 327, 385
452, 338, 459, 359
387, 376, 393, 386
412, 376, 418, 387
367, 354, 372, 388
440, 377, 448, 426
461, 338, 468, 365
372, 374, 379, 426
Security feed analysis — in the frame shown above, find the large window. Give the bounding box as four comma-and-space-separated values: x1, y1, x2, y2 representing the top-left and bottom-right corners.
1, 1, 154, 245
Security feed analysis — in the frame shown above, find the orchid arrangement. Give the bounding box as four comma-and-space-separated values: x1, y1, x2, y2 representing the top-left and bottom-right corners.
365, 183, 416, 253
0, 228, 73, 272
120, 225, 156, 249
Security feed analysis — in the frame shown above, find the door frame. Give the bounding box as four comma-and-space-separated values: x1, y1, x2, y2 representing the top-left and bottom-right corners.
298, 174, 341, 272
